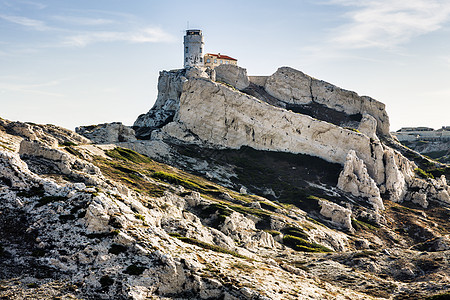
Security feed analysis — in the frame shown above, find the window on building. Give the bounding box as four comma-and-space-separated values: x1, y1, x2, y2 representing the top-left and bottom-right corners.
220, 60, 223, 63
185, 58, 188, 62
214, 59, 217, 63
185, 47, 188, 53
225, 61, 229, 64
200, 58, 203, 62
207, 58, 211, 63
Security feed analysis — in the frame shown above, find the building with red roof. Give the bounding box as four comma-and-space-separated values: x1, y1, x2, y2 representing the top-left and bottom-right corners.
204, 53, 237, 68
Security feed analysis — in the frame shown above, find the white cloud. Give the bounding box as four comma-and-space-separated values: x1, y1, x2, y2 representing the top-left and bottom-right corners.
0, 14, 51, 31
328, 0, 450, 49
62, 27, 176, 47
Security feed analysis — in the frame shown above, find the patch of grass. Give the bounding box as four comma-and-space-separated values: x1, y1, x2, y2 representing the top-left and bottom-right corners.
414, 168, 434, 179
344, 127, 361, 133
282, 235, 332, 253
169, 233, 248, 259
281, 226, 309, 240
65, 146, 83, 158
36, 195, 67, 207
259, 201, 280, 212
351, 218, 378, 231
108, 244, 127, 255
152, 171, 203, 191
134, 214, 145, 221
105, 147, 153, 164
123, 264, 147, 276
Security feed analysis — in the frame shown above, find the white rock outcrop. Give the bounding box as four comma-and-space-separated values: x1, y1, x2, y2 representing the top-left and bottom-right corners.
214, 64, 249, 90
318, 199, 353, 231
264, 67, 390, 136
337, 150, 384, 211
164, 77, 382, 178
76, 122, 136, 144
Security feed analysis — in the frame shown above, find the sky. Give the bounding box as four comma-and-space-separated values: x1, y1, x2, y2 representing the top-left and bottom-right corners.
1, 0, 449, 132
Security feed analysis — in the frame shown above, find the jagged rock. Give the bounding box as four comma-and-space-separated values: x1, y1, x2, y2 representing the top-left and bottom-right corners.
383, 148, 411, 203
337, 150, 384, 210
264, 67, 390, 136
133, 69, 187, 129
19, 139, 103, 186
358, 114, 379, 141
3, 120, 89, 147
318, 199, 353, 231
214, 64, 249, 90
0, 150, 38, 189
76, 122, 136, 144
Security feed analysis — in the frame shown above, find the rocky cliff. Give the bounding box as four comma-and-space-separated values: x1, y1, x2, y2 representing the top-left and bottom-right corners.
2, 64, 450, 299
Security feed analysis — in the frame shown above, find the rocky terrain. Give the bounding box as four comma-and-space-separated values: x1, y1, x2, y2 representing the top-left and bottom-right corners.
1, 64, 450, 299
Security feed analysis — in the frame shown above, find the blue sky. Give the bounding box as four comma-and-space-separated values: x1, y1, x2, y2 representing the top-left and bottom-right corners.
1, 0, 450, 131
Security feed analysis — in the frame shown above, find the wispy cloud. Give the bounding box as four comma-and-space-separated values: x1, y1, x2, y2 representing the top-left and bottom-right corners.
51, 15, 116, 26
62, 27, 176, 47
0, 79, 65, 97
327, 0, 450, 49
19, 1, 47, 10
0, 14, 52, 31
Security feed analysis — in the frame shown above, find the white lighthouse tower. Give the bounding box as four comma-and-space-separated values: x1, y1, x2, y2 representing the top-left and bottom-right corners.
183, 29, 204, 68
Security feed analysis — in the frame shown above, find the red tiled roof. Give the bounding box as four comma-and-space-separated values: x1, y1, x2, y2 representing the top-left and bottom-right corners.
205, 53, 237, 61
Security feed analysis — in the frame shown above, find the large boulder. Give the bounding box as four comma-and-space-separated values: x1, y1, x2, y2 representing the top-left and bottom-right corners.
214, 64, 249, 90
76, 122, 136, 144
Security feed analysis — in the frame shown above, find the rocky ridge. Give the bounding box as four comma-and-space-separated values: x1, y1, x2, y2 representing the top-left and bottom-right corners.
1, 64, 450, 299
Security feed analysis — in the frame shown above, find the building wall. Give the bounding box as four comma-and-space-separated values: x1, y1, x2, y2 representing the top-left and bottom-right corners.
204, 54, 237, 68
393, 127, 450, 142
184, 30, 204, 68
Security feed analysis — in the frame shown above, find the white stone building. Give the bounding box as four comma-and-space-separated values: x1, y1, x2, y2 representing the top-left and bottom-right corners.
392, 126, 450, 142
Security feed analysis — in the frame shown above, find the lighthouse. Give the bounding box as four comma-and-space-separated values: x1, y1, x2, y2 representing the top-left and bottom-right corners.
183, 29, 204, 68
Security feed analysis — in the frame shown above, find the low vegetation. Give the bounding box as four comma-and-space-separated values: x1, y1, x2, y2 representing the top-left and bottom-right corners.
169, 233, 248, 259
414, 167, 435, 179
282, 235, 332, 253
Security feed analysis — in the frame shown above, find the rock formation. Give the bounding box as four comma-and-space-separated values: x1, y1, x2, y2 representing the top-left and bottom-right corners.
76, 122, 136, 144
2, 63, 450, 299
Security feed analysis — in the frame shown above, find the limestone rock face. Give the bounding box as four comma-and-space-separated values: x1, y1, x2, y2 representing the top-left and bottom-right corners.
318, 199, 353, 231
133, 69, 187, 129
383, 147, 414, 203
265, 67, 390, 136
2, 120, 90, 147
76, 122, 136, 144
214, 64, 249, 90
337, 150, 384, 210
166, 78, 382, 176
